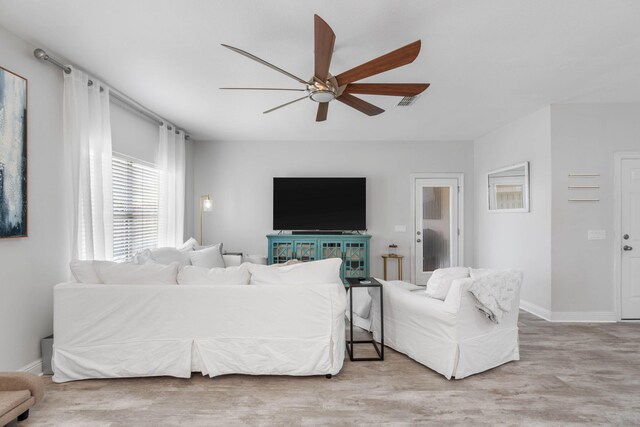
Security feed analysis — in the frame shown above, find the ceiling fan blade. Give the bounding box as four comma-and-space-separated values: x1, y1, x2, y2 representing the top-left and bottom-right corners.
263, 95, 309, 114
220, 87, 306, 92
335, 40, 422, 86
221, 44, 309, 85
336, 93, 384, 116
316, 102, 329, 122
343, 83, 430, 97
314, 15, 336, 82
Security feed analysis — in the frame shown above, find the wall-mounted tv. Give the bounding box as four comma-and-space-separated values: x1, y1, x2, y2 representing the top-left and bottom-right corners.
273, 177, 366, 231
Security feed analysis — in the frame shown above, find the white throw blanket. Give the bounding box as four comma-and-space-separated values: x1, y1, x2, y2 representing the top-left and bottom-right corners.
469, 270, 521, 323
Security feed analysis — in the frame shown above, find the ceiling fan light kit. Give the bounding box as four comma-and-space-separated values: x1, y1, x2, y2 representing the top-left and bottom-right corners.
221, 14, 429, 122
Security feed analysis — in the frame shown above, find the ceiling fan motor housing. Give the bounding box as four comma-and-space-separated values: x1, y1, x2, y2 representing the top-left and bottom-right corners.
308, 78, 338, 102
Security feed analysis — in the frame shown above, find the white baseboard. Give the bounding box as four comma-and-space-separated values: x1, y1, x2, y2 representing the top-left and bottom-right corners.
519, 300, 551, 321
19, 358, 43, 376
550, 311, 617, 323
520, 300, 617, 322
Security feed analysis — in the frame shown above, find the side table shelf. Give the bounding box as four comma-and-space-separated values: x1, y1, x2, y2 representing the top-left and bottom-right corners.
345, 277, 384, 361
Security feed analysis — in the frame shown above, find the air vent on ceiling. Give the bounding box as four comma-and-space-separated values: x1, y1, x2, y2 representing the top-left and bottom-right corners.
397, 94, 421, 107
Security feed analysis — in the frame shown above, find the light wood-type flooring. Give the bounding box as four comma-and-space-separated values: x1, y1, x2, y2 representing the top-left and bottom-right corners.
17, 312, 640, 426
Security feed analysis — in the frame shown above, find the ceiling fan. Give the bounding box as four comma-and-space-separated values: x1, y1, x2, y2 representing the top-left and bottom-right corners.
221, 14, 430, 122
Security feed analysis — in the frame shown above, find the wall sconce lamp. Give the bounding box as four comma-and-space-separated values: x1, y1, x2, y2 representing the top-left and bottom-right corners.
200, 194, 212, 245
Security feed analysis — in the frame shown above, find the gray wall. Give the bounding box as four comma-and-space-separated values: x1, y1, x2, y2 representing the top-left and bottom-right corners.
550, 104, 640, 317
0, 25, 68, 370
191, 140, 475, 279
474, 107, 553, 316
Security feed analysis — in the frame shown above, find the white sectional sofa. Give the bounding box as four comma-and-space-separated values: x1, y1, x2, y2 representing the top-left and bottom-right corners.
53, 257, 346, 383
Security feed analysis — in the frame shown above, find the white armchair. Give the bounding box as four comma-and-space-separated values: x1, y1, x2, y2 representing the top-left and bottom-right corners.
369, 275, 521, 379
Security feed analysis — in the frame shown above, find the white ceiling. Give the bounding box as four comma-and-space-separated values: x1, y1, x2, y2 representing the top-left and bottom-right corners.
1, 0, 640, 141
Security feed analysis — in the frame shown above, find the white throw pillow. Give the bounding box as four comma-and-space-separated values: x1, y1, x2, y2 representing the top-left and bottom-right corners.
134, 247, 191, 266
94, 261, 179, 285
194, 242, 224, 252
222, 254, 243, 267
177, 264, 250, 285
189, 244, 225, 268
178, 237, 199, 251
69, 260, 103, 284
249, 258, 343, 286
425, 267, 470, 300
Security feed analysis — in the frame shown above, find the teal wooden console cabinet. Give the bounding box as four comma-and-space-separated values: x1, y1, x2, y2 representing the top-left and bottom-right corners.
267, 234, 371, 281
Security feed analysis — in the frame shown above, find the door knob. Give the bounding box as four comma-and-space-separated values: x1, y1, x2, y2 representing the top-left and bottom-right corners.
417, 231, 421, 235
623, 245, 633, 251
417, 239, 421, 243
623, 234, 630, 240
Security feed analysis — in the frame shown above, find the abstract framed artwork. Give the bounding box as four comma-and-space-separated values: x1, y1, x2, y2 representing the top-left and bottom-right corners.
0, 66, 28, 238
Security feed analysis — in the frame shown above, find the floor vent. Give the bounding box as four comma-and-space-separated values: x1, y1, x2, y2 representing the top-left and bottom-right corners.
397, 95, 421, 107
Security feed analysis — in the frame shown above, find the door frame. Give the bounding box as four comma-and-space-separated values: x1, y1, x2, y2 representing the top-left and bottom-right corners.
410, 173, 464, 284
613, 151, 640, 321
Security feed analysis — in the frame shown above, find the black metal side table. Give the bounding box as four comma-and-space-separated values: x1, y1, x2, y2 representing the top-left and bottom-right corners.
344, 277, 384, 361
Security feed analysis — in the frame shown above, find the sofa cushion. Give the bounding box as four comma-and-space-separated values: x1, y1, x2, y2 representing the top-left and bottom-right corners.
379, 279, 424, 292
425, 267, 470, 300
249, 258, 343, 286
189, 244, 225, 268
70, 260, 103, 284
177, 264, 250, 285
0, 390, 30, 412
94, 262, 180, 285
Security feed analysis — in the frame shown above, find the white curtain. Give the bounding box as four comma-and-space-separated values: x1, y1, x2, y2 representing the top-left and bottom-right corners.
157, 124, 185, 247
63, 68, 114, 260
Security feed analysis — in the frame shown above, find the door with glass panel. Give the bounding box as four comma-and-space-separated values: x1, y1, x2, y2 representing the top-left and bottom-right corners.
414, 178, 460, 285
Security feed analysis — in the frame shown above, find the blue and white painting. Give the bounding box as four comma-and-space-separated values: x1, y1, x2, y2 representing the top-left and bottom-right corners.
0, 67, 27, 238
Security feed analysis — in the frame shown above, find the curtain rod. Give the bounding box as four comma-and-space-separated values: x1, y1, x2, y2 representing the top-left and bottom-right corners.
33, 48, 191, 140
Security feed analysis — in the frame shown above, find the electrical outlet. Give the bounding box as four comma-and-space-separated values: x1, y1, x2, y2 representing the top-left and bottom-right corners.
395, 225, 407, 232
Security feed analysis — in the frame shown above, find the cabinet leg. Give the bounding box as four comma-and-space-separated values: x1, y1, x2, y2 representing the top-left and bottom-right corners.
383, 259, 387, 281
398, 258, 402, 281
325, 374, 332, 379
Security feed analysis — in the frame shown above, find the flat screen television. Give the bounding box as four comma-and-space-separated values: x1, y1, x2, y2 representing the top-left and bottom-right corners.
273, 177, 366, 231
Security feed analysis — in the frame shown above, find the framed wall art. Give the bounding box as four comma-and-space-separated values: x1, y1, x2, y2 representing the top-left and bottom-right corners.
0, 66, 28, 238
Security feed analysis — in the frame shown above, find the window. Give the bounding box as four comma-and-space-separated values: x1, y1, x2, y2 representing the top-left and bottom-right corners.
112, 154, 159, 262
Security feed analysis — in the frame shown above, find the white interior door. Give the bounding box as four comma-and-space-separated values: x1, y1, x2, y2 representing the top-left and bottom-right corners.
414, 178, 460, 286
621, 158, 640, 319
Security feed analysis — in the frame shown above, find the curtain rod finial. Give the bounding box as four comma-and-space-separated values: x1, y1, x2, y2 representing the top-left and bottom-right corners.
34, 48, 48, 60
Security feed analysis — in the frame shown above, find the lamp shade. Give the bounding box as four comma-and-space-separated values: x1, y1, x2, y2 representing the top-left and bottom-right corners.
202, 198, 213, 212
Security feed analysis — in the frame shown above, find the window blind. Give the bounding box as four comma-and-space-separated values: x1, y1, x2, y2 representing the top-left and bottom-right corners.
112, 155, 159, 262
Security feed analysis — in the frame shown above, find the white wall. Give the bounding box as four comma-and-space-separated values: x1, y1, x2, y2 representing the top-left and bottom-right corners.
474, 107, 552, 317
0, 25, 68, 370
550, 104, 640, 318
192, 140, 474, 279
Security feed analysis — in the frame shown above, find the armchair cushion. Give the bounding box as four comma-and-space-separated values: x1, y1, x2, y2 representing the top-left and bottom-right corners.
0, 390, 31, 410
0, 372, 44, 426
0, 372, 44, 404
425, 267, 470, 300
